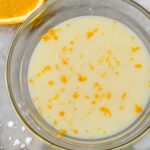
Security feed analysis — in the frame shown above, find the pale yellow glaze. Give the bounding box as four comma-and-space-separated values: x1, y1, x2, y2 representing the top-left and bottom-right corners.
28, 16, 150, 139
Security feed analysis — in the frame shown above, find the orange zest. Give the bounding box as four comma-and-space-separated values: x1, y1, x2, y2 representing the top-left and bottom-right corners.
60, 75, 68, 83
134, 64, 142, 69
121, 92, 127, 100
87, 27, 99, 39
78, 74, 87, 82
88, 63, 94, 71
61, 58, 69, 65
94, 82, 103, 91
72, 129, 78, 134
72, 92, 80, 99
36, 72, 41, 78
100, 106, 112, 117
47, 104, 52, 109
59, 129, 67, 135
107, 92, 112, 99
59, 111, 65, 117
130, 46, 140, 53
42, 66, 51, 73
42, 29, 61, 42
135, 104, 142, 113
48, 80, 54, 86
29, 78, 34, 84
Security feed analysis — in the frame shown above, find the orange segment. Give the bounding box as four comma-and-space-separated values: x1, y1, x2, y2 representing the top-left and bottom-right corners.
0, 0, 44, 24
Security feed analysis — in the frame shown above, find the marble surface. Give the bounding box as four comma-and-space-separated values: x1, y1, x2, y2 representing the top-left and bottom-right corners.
0, 0, 150, 150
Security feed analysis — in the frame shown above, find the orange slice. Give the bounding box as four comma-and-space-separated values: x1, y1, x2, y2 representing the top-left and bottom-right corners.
0, 0, 44, 24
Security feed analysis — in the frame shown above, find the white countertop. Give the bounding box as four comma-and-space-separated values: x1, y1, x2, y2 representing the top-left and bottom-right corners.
0, 0, 149, 150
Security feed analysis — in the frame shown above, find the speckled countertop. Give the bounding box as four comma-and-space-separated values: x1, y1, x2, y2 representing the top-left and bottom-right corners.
0, 0, 150, 150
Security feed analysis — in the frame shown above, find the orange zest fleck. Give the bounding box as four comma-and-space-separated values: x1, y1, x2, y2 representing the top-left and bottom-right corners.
60, 88, 66, 92
85, 95, 89, 99
42, 66, 51, 73
92, 100, 97, 105
59, 129, 67, 135
107, 50, 112, 55
36, 72, 41, 78
94, 82, 103, 91
100, 106, 112, 117
59, 111, 65, 117
94, 93, 100, 99
69, 48, 74, 52
60, 75, 68, 83
55, 64, 60, 70
47, 104, 52, 109
61, 58, 69, 65
72, 92, 80, 99
52, 94, 59, 100
72, 129, 78, 134
70, 40, 74, 45
130, 46, 140, 53
88, 63, 94, 71
29, 78, 34, 84
62, 46, 74, 52
78, 73, 87, 82
135, 104, 142, 113
113, 57, 120, 66
41, 29, 61, 42
100, 72, 106, 77
121, 92, 127, 100
119, 104, 124, 110
48, 80, 54, 86
87, 27, 99, 39
62, 46, 67, 52
70, 67, 73, 71
107, 92, 112, 99
73, 107, 77, 111
134, 64, 142, 69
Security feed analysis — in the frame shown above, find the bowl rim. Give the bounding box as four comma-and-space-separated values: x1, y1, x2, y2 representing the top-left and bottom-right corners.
6, 0, 150, 149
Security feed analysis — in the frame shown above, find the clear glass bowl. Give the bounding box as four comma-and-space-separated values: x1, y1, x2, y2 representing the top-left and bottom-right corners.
6, 0, 150, 149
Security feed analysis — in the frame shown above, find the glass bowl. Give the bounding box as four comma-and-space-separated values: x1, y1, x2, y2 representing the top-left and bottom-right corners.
6, 0, 150, 149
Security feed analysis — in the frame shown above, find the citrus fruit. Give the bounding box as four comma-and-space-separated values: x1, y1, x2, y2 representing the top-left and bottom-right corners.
0, 0, 44, 24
